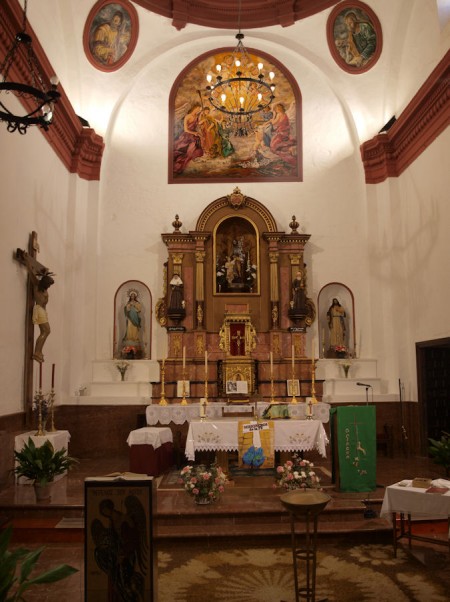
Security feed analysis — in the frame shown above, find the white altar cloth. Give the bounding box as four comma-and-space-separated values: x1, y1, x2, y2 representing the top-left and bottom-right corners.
185, 418, 329, 461
380, 479, 450, 522
14, 430, 71, 484
126, 427, 173, 448
146, 402, 330, 426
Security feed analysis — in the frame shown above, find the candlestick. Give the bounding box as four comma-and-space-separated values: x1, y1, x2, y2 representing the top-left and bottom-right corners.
51, 363, 55, 389
159, 359, 167, 405
269, 351, 275, 404
204, 350, 209, 403
291, 344, 297, 404
200, 397, 206, 420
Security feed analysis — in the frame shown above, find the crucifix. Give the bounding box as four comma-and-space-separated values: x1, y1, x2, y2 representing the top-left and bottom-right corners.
15, 232, 54, 423
231, 329, 244, 355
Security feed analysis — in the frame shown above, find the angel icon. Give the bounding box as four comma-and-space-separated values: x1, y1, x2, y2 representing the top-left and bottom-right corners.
91, 495, 148, 600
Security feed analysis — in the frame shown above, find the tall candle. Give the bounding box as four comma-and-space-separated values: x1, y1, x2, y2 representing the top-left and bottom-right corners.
291, 344, 295, 369
51, 363, 55, 388
182, 346, 186, 369
312, 338, 315, 362
270, 351, 273, 375
39, 363, 42, 390
205, 350, 208, 375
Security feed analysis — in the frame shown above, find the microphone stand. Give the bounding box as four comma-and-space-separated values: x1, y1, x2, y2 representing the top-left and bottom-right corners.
364, 385, 369, 405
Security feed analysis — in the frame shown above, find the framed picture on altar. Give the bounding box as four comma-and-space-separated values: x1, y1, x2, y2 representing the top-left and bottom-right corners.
177, 380, 190, 397
287, 379, 300, 396
226, 380, 248, 395
84, 478, 157, 600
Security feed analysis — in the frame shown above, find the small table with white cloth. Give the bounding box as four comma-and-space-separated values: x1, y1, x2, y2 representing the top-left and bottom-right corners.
14, 430, 71, 484
185, 418, 329, 465
127, 427, 174, 476
380, 479, 450, 555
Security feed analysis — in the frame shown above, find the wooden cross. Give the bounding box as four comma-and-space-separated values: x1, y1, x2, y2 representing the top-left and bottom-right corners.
15, 232, 53, 424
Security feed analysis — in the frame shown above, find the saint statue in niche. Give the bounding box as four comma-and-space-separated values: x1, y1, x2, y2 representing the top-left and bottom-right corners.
327, 298, 347, 349
122, 289, 142, 356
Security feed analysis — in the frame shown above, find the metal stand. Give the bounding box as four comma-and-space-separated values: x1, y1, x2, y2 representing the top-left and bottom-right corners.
280, 490, 331, 602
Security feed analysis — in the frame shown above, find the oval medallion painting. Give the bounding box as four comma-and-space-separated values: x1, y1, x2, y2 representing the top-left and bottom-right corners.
327, 1, 382, 74
84, 0, 138, 71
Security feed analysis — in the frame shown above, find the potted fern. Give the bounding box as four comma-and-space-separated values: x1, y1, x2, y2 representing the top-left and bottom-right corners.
428, 431, 450, 477
14, 437, 78, 501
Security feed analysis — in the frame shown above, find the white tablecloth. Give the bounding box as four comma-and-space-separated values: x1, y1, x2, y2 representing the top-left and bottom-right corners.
14, 430, 71, 484
380, 479, 450, 522
126, 427, 173, 448
146, 402, 330, 426
185, 418, 329, 461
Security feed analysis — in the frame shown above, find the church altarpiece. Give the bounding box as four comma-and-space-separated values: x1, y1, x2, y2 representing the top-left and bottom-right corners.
153, 188, 320, 403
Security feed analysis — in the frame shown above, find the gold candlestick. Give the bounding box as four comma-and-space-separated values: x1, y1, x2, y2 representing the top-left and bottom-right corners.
47, 389, 57, 432
204, 351, 208, 403
159, 360, 168, 405
311, 355, 318, 404
181, 369, 188, 405
34, 389, 45, 436
270, 352, 275, 404
291, 345, 298, 404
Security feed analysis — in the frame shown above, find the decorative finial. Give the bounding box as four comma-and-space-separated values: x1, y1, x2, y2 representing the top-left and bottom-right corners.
172, 215, 182, 232
289, 215, 299, 233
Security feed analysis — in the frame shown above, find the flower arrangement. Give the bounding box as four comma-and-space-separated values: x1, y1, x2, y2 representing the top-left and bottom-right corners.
245, 263, 257, 290
121, 345, 137, 359
334, 345, 347, 354
115, 360, 130, 381
179, 463, 228, 504
274, 455, 321, 491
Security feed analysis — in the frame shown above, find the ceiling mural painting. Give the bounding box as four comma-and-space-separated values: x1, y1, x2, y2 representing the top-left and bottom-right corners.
169, 49, 302, 184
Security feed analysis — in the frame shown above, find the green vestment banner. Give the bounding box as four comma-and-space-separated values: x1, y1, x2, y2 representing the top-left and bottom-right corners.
330, 406, 376, 492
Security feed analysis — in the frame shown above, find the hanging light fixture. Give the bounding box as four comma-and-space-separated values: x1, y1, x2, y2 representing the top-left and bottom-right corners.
205, 1, 276, 137
0, 0, 60, 135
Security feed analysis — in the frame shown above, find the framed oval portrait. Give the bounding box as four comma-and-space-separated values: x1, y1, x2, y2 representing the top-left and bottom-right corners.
327, 1, 382, 74
83, 0, 139, 72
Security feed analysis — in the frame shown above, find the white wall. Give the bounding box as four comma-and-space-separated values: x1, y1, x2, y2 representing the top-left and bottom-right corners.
0, 95, 98, 414
1, 0, 448, 416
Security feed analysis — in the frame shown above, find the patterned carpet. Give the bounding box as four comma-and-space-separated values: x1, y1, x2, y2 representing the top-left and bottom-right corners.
158, 539, 450, 601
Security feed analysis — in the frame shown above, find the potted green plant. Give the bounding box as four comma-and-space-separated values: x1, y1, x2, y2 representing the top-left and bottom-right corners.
428, 431, 450, 477
14, 437, 78, 501
0, 525, 78, 601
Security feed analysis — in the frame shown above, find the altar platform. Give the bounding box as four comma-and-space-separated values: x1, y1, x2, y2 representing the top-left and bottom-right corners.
1, 451, 448, 546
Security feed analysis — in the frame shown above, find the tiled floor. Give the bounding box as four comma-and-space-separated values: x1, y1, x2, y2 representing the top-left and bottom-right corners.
1, 452, 448, 601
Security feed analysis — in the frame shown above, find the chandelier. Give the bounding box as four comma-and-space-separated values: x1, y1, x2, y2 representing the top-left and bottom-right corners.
0, 0, 60, 134
205, 12, 276, 137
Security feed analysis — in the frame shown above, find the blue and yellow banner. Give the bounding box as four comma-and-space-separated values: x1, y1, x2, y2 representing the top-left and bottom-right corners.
238, 420, 274, 469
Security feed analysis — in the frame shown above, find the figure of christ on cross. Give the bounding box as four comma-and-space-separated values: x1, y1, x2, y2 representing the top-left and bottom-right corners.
231, 328, 244, 356
16, 248, 54, 363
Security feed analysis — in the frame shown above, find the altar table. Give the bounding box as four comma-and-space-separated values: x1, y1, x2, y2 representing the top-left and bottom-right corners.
380, 479, 450, 555
146, 402, 330, 426
14, 430, 71, 484
185, 418, 329, 462
127, 427, 174, 476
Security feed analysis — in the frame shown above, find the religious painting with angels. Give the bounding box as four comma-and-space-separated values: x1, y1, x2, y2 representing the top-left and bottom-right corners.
169, 49, 302, 183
